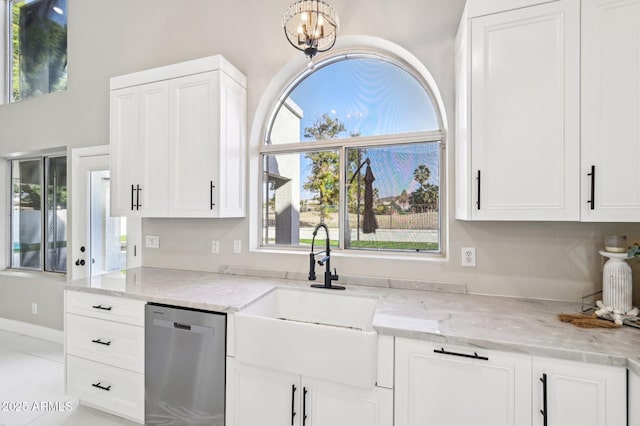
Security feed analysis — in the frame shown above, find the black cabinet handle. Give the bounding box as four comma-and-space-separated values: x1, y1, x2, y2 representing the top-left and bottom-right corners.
75, 259, 85, 266
91, 338, 111, 346
210, 181, 216, 210
433, 347, 489, 361
587, 165, 595, 210
476, 170, 481, 210
291, 384, 297, 426
131, 184, 135, 211
302, 387, 308, 426
136, 184, 142, 210
92, 382, 111, 391
91, 304, 112, 311
540, 373, 548, 426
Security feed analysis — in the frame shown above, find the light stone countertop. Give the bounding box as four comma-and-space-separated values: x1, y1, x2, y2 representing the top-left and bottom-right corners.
65, 266, 640, 375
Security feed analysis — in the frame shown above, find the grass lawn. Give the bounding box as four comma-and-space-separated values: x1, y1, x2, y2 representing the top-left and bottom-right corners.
299, 239, 438, 251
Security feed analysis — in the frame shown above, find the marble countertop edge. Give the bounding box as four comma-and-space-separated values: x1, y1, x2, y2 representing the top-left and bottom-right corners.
63, 267, 640, 374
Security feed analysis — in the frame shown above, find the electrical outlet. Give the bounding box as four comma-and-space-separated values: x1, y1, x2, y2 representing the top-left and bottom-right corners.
461, 247, 476, 267
211, 240, 220, 254
233, 240, 241, 254
31, 303, 38, 315
145, 235, 160, 249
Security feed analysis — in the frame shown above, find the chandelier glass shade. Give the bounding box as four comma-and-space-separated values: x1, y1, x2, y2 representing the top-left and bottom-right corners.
283, 0, 339, 60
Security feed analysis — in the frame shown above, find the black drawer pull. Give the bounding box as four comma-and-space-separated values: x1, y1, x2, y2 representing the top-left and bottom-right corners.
540, 373, 548, 426
91, 338, 112, 346
131, 184, 135, 211
92, 382, 111, 391
92, 304, 112, 311
587, 165, 595, 210
291, 384, 297, 425
434, 348, 489, 361
302, 387, 308, 426
476, 170, 481, 210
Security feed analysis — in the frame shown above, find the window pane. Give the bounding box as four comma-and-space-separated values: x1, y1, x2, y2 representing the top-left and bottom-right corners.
45, 156, 66, 272
268, 58, 439, 144
10, 0, 68, 102
11, 159, 42, 269
345, 143, 441, 252
263, 151, 340, 247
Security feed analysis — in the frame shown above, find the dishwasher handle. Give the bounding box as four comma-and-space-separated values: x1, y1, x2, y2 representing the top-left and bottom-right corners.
151, 318, 215, 336
173, 322, 191, 331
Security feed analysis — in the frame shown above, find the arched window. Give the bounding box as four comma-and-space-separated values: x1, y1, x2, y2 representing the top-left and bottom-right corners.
261, 52, 445, 253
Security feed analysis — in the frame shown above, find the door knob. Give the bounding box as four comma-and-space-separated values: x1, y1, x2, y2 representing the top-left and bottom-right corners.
80, 246, 86, 252
75, 259, 85, 266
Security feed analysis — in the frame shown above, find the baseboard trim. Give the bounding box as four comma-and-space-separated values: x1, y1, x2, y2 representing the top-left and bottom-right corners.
0, 317, 63, 344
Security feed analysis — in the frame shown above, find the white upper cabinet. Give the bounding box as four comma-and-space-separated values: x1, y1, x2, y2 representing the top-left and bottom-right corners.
457, 0, 581, 220
110, 55, 247, 218
111, 81, 169, 217
168, 71, 246, 217
581, 0, 640, 221
110, 87, 142, 217
457, 0, 640, 222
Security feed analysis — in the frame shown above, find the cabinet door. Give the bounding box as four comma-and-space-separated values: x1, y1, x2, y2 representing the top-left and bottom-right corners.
631, 369, 640, 426
581, 0, 640, 221
532, 356, 626, 426
216, 73, 246, 218
110, 87, 142, 217
470, 0, 580, 220
395, 338, 531, 426
226, 358, 301, 426
138, 81, 169, 217
304, 377, 392, 426
168, 72, 219, 217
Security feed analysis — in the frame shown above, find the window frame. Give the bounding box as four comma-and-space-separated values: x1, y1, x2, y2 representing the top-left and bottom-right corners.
9, 153, 67, 273
259, 52, 447, 256
1, 2, 6, 103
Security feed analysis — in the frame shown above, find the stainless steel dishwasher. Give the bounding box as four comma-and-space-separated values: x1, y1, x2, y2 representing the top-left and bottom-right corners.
145, 303, 226, 426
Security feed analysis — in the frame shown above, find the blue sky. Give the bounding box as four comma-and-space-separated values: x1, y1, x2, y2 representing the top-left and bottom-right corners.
285, 58, 440, 200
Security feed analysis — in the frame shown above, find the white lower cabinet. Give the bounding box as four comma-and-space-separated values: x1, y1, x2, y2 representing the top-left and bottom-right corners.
226, 358, 392, 426
66, 355, 144, 422
395, 338, 532, 426
631, 369, 640, 426
532, 356, 627, 426
65, 290, 145, 424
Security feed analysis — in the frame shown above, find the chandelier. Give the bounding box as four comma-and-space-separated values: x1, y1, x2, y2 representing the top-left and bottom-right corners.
283, 0, 339, 60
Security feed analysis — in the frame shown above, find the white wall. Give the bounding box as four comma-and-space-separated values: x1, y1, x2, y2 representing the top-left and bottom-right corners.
0, 0, 638, 330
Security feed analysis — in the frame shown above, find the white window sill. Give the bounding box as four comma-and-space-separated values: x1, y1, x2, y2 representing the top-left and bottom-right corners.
251, 245, 449, 263
0, 269, 67, 282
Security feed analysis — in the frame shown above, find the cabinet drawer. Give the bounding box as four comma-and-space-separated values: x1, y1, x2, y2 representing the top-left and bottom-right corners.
66, 314, 144, 373
67, 355, 144, 424
66, 290, 145, 326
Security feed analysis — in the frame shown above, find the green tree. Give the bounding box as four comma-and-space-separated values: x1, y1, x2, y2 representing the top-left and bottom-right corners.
410, 165, 439, 211
303, 115, 373, 223
302, 114, 345, 220
11, 1, 67, 101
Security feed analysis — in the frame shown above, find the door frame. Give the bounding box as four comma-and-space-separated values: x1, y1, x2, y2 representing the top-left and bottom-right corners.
70, 145, 141, 280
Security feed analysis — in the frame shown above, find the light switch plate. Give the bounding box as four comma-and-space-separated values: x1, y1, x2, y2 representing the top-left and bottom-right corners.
145, 235, 160, 249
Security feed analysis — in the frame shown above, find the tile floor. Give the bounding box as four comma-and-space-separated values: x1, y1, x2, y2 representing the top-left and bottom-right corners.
0, 330, 136, 426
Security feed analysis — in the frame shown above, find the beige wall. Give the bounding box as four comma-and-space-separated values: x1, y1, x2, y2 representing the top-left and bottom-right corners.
0, 0, 639, 330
